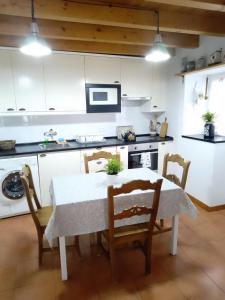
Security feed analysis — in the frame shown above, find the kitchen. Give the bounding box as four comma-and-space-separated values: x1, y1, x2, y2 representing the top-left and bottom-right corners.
1, 1, 225, 299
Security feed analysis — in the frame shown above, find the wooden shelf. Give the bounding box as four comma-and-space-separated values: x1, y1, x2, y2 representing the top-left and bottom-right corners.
176, 62, 225, 77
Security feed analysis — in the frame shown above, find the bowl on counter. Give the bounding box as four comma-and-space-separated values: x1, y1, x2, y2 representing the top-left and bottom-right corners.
0, 140, 16, 151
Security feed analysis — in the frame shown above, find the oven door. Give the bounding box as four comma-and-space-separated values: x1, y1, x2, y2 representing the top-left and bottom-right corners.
128, 150, 158, 171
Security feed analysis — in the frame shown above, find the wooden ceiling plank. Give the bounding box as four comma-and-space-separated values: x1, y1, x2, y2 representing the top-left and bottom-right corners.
0, 0, 225, 36
145, 0, 225, 12
0, 34, 175, 56
0, 15, 199, 48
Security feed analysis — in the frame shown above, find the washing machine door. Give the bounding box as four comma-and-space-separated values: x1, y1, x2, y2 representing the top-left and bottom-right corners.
2, 171, 24, 200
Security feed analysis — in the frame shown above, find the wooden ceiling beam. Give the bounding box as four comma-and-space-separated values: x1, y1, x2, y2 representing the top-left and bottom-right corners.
0, 35, 176, 57
145, 0, 225, 12
0, 1, 225, 36
0, 15, 199, 48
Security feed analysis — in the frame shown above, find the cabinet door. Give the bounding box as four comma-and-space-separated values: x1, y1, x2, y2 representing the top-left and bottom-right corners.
150, 65, 166, 111
12, 52, 46, 112
121, 58, 152, 99
85, 56, 121, 84
116, 145, 128, 169
44, 54, 86, 112
80, 146, 117, 173
0, 50, 16, 113
38, 151, 81, 206
158, 142, 173, 175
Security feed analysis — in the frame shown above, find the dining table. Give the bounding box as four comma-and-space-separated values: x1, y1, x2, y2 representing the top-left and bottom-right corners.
45, 168, 197, 280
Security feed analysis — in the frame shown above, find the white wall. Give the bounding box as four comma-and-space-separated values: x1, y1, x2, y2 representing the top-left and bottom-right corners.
0, 101, 152, 143
165, 35, 225, 206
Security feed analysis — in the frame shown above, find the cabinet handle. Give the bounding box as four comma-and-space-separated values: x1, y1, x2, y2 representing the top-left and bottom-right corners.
0, 168, 5, 171
153, 105, 158, 108
161, 142, 165, 145
19, 108, 26, 111
120, 146, 125, 149
114, 81, 120, 84
7, 108, 14, 111
49, 108, 55, 111
122, 94, 127, 97
96, 147, 102, 150
40, 154, 46, 157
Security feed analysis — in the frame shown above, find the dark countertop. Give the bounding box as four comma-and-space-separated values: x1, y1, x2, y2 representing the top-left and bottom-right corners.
182, 134, 225, 144
0, 134, 173, 157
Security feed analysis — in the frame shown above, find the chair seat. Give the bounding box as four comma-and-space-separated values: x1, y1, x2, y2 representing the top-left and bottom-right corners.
103, 223, 149, 240
36, 206, 53, 228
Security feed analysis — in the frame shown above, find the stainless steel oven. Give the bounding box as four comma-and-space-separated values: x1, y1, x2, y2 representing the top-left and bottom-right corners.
128, 143, 158, 171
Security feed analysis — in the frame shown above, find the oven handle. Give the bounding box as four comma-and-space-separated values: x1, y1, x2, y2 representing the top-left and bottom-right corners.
129, 151, 158, 156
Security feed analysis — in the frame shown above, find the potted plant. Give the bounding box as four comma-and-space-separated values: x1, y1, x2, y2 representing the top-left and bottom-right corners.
202, 111, 215, 138
105, 158, 123, 184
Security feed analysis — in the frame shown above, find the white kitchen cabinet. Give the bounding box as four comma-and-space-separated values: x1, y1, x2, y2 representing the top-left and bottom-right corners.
116, 145, 128, 169
43, 54, 86, 112
158, 141, 173, 175
121, 58, 152, 99
0, 50, 16, 113
12, 53, 46, 112
38, 151, 81, 206
141, 65, 166, 112
85, 56, 121, 84
80, 146, 117, 173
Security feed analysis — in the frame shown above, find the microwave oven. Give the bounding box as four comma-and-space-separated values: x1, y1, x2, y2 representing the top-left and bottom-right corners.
85, 83, 121, 113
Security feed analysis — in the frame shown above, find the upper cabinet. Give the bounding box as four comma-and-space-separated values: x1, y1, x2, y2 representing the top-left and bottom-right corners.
121, 58, 152, 99
43, 54, 86, 112
0, 51, 16, 113
12, 53, 46, 112
85, 56, 121, 84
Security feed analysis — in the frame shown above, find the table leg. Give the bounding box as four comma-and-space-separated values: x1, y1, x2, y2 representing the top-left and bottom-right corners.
59, 236, 68, 280
170, 215, 179, 255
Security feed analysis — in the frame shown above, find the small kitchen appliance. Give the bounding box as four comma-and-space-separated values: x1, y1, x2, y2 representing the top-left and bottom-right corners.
86, 83, 121, 113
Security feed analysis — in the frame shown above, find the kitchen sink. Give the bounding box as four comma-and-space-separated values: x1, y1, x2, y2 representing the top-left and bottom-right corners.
39, 143, 71, 150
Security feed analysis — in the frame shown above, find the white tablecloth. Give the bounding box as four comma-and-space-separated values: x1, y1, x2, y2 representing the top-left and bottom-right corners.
45, 168, 197, 246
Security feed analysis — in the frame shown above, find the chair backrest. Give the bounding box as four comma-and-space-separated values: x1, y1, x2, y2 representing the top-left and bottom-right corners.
162, 153, 191, 189
108, 179, 163, 238
20, 174, 41, 232
22, 164, 41, 209
84, 151, 120, 174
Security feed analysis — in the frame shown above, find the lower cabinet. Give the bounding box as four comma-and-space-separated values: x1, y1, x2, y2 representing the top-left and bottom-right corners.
38, 151, 81, 206
158, 141, 173, 175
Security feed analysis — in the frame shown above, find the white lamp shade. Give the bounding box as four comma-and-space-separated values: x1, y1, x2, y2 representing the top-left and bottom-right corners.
20, 35, 52, 57
145, 33, 171, 62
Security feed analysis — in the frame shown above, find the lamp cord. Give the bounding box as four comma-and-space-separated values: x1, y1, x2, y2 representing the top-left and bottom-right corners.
155, 10, 160, 34
31, 0, 35, 22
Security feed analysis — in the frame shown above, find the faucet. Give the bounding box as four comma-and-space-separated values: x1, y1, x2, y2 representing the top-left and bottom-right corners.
44, 129, 57, 141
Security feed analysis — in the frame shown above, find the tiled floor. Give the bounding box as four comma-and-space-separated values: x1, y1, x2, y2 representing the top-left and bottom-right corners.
1, 207, 225, 299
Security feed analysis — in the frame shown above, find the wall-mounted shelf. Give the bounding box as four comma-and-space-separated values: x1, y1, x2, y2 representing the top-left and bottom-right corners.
176, 62, 225, 77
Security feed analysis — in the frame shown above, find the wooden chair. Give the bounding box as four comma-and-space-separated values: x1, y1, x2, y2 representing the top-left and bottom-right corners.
20, 165, 80, 265
98, 179, 163, 275
162, 153, 191, 190
160, 153, 191, 227
84, 150, 120, 174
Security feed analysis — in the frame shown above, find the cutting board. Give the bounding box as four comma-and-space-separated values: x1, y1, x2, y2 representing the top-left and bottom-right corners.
159, 118, 168, 138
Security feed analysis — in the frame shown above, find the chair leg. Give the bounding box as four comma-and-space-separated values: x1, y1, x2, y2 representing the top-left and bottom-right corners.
38, 232, 43, 266
145, 239, 152, 274
97, 232, 101, 247
109, 243, 116, 277
160, 219, 164, 227
74, 235, 81, 257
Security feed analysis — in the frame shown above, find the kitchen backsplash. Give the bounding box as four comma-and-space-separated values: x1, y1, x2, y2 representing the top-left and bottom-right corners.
0, 101, 152, 143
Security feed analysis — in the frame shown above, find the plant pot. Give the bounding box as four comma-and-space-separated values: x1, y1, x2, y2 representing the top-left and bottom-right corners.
204, 122, 215, 138
107, 173, 118, 185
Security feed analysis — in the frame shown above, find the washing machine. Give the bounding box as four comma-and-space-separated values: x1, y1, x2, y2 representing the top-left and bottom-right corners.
0, 155, 40, 218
